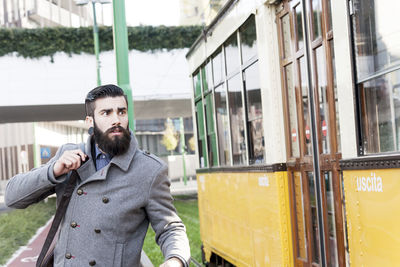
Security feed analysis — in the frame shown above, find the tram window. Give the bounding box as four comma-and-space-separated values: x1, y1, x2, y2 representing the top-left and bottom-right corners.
204, 61, 213, 92
353, 0, 400, 82
299, 57, 312, 155
239, 16, 257, 65
228, 74, 247, 165
311, 0, 323, 41
292, 172, 307, 260
315, 46, 330, 154
196, 101, 208, 167
294, 3, 304, 51
215, 84, 231, 165
244, 62, 264, 164
359, 70, 400, 153
329, 41, 341, 153
354, 0, 400, 154
225, 33, 240, 76
193, 72, 202, 98
205, 93, 218, 166
212, 49, 224, 86
285, 63, 300, 158
281, 14, 292, 59
307, 172, 321, 264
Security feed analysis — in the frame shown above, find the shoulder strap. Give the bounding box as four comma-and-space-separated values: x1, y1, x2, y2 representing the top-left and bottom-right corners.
36, 143, 86, 267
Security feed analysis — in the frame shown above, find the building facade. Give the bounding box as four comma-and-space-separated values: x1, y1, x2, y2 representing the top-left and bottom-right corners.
0, 0, 108, 28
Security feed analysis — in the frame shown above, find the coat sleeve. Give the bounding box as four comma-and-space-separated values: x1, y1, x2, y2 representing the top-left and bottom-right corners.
145, 164, 191, 267
5, 145, 69, 209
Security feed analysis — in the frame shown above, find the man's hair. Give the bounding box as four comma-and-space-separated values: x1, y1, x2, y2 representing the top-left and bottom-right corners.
85, 84, 127, 117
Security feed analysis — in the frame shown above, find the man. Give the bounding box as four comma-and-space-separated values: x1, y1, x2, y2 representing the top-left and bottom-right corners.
5, 84, 190, 267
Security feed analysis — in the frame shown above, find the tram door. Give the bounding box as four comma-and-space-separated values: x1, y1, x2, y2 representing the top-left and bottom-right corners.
277, 0, 344, 266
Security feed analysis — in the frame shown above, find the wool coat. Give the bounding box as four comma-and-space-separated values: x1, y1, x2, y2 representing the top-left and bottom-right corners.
5, 135, 190, 267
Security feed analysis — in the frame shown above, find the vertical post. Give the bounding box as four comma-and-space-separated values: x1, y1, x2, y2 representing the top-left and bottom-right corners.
92, 1, 101, 86
301, 0, 326, 265
180, 117, 187, 185
33, 123, 39, 168
112, 0, 135, 133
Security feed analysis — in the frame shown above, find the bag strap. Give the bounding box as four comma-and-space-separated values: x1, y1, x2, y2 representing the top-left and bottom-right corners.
36, 143, 86, 267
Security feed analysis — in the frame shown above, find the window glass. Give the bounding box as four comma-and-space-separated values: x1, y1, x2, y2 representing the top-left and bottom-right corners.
315, 46, 330, 154
196, 101, 208, 167
324, 172, 339, 267
293, 172, 307, 260
307, 172, 321, 264
286, 64, 300, 157
299, 57, 312, 155
244, 62, 264, 164
353, 0, 400, 81
215, 84, 231, 165
205, 93, 218, 166
228, 74, 247, 165
212, 49, 224, 85
205, 60, 214, 90
311, 0, 322, 40
281, 13, 292, 59
360, 69, 400, 153
295, 3, 304, 51
240, 16, 257, 64
201, 66, 209, 93
193, 72, 202, 98
330, 41, 341, 152
225, 33, 240, 76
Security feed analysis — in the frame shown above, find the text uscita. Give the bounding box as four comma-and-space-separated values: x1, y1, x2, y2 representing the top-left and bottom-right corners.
356, 173, 383, 192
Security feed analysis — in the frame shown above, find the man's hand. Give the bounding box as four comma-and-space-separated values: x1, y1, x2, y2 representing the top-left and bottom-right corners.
159, 257, 183, 267
53, 149, 87, 177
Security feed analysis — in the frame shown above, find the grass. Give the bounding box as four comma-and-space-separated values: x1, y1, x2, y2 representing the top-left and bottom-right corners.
0, 198, 56, 265
0, 195, 201, 266
143, 195, 202, 266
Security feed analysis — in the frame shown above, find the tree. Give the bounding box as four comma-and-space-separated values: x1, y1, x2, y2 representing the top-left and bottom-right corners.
161, 118, 179, 154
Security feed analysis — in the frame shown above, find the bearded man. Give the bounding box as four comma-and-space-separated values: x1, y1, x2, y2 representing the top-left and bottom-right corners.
5, 84, 190, 267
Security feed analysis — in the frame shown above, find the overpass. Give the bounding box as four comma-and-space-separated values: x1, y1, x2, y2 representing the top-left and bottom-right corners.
0, 49, 192, 123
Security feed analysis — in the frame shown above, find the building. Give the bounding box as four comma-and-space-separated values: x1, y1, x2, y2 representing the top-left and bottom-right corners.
179, 0, 228, 26
0, 0, 108, 28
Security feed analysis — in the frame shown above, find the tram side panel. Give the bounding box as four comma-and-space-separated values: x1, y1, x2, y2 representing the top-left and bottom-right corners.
197, 171, 293, 266
343, 167, 400, 266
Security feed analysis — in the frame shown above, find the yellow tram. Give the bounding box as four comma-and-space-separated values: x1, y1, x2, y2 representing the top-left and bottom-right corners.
186, 0, 400, 266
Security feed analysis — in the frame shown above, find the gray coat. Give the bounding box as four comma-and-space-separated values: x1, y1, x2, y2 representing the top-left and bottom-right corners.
5, 135, 190, 267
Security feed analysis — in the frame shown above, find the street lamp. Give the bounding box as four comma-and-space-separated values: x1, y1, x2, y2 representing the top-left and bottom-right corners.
75, 0, 111, 86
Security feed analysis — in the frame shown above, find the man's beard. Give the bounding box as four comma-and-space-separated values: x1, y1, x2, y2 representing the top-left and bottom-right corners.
93, 122, 131, 157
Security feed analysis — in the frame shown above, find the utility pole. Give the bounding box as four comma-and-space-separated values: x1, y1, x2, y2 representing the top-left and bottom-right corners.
91, 1, 101, 86
180, 117, 187, 185
112, 0, 135, 132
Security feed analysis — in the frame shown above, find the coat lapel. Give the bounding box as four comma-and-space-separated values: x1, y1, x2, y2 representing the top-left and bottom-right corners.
77, 132, 138, 187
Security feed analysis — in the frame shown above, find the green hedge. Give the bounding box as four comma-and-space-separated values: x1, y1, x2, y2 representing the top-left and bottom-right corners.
0, 25, 202, 59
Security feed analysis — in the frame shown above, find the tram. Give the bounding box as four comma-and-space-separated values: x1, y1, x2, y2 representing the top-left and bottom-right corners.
186, 0, 400, 266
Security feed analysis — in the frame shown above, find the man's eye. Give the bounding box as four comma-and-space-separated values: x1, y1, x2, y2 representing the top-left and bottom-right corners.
102, 111, 109, 116
119, 110, 126, 115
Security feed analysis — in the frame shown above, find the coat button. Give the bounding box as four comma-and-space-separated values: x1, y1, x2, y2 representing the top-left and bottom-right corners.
77, 189, 83, 195
89, 260, 96, 266
65, 253, 72, 259
70, 222, 77, 228
94, 228, 101, 234
102, 197, 109, 203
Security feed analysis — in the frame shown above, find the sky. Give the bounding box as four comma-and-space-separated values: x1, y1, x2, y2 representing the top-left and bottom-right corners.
101, 0, 181, 26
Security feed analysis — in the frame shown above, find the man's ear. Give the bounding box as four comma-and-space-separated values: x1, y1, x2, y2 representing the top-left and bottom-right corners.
85, 116, 94, 128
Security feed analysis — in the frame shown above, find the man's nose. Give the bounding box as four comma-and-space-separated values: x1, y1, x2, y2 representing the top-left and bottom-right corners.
111, 113, 121, 126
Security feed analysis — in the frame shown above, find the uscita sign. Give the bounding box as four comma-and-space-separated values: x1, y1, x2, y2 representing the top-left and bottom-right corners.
356, 173, 383, 192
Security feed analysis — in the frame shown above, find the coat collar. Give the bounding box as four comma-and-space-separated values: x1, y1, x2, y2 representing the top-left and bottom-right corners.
77, 130, 138, 184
